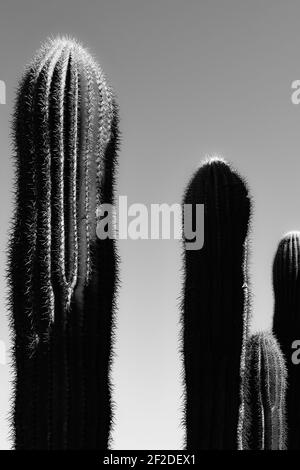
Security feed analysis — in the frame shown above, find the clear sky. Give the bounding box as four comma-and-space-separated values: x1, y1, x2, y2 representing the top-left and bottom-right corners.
0, 0, 300, 449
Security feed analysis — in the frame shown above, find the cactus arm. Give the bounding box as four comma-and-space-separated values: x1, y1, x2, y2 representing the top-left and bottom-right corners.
243, 332, 287, 450
273, 231, 300, 449
8, 37, 119, 449
182, 157, 251, 449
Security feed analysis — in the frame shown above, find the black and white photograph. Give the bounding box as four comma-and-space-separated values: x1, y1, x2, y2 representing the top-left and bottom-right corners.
0, 0, 299, 459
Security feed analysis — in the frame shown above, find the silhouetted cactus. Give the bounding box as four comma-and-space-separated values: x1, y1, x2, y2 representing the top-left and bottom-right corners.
182, 157, 251, 449
7, 37, 119, 449
273, 231, 300, 449
242, 332, 287, 450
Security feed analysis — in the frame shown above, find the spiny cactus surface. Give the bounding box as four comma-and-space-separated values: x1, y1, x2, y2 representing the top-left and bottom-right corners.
242, 331, 287, 450
7, 36, 119, 449
182, 157, 251, 449
273, 231, 300, 449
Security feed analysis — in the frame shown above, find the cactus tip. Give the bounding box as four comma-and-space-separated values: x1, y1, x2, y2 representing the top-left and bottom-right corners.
282, 230, 300, 240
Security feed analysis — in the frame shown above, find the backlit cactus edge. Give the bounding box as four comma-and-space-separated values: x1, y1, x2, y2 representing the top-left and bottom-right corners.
7, 37, 119, 449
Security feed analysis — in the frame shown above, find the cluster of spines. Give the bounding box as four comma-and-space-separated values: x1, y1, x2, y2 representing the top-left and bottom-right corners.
242, 331, 287, 450
7, 36, 119, 449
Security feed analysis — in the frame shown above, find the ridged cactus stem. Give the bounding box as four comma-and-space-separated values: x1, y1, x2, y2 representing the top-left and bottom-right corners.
8, 37, 119, 449
242, 332, 287, 450
273, 231, 300, 449
182, 157, 251, 449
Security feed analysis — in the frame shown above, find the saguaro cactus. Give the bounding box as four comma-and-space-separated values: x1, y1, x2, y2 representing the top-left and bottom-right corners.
7, 37, 119, 449
182, 157, 251, 449
242, 332, 287, 450
273, 231, 300, 449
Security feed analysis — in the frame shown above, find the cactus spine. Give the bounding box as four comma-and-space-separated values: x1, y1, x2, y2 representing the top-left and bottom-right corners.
273, 231, 300, 449
7, 37, 119, 449
182, 157, 251, 449
242, 332, 287, 450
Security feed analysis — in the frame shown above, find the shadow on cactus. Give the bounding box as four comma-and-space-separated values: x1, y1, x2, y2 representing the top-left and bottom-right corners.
242, 331, 287, 450
181, 157, 251, 449
7, 36, 120, 449
273, 231, 300, 449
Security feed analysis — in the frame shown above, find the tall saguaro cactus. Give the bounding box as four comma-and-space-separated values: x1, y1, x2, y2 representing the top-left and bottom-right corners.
7, 37, 119, 449
182, 157, 251, 449
242, 332, 287, 450
273, 231, 300, 449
